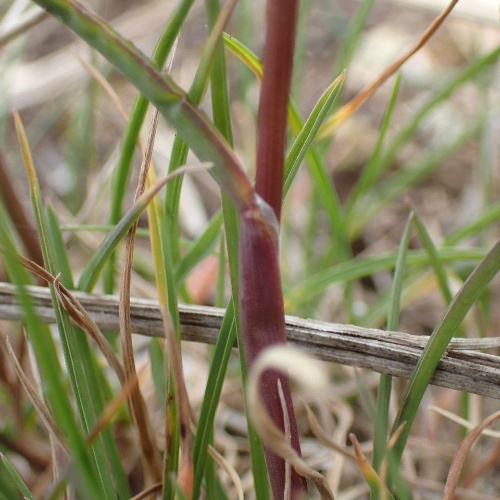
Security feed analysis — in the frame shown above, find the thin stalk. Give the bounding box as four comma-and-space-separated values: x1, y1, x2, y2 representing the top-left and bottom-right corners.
246, 1, 307, 498
256, 0, 299, 221
372, 213, 414, 497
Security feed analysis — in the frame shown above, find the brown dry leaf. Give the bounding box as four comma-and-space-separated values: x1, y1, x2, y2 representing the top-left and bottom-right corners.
444, 410, 500, 499
119, 105, 163, 485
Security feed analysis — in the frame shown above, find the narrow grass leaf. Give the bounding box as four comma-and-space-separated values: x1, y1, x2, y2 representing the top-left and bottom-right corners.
164, 0, 236, 272
392, 239, 500, 462
149, 339, 167, 404
348, 125, 478, 238
445, 203, 500, 246
377, 46, 500, 181
161, 4, 238, 496
207, 4, 270, 498
45, 204, 75, 288
192, 301, 236, 499
373, 212, 414, 479
334, 0, 374, 76
291, 247, 487, 305
142, 166, 180, 498
412, 207, 453, 304
0, 453, 35, 500
283, 71, 345, 196
347, 74, 401, 214
350, 434, 394, 500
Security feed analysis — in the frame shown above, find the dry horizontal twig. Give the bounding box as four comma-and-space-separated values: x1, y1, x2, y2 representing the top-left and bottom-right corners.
1, 282, 499, 400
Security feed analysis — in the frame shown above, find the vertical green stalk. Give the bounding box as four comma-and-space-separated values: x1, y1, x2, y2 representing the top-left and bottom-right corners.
372, 213, 414, 498
202, 1, 270, 498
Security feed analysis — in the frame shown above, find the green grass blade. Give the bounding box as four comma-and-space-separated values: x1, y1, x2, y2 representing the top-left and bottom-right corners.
412, 209, 453, 304
335, 0, 374, 75
290, 246, 487, 305
413, 206, 471, 437
149, 338, 168, 404
143, 169, 180, 500
45, 203, 75, 289
283, 71, 345, 197
164, 0, 236, 272
392, 239, 500, 462
207, 5, 270, 499
347, 74, 401, 214
202, 2, 269, 498
175, 211, 223, 287
445, 203, 500, 246
0, 200, 102, 498
1, 453, 35, 500
192, 300, 237, 499
373, 212, 414, 475
386, 214, 414, 332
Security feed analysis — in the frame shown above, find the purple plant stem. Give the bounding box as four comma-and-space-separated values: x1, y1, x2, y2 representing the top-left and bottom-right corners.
239, 200, 307, 499
255, 0, 299, 221
248, 0, 306, 498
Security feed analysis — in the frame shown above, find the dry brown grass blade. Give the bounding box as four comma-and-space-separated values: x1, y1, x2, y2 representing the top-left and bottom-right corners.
0, 153, 44, 268
77, 55, 130, 123
16, 256, 126, 383
4, 337, 67, 452
318, 0, 460, 138
247, 346, 335, 499
278, 380, 292, 500
304, 402, 356, 461
119, 107, 163, 484
207, 443, 244, 500
429, 406, 500, 439
52, 277, 125, 383
444, 410, 500, 499
86, 362, 149, 444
